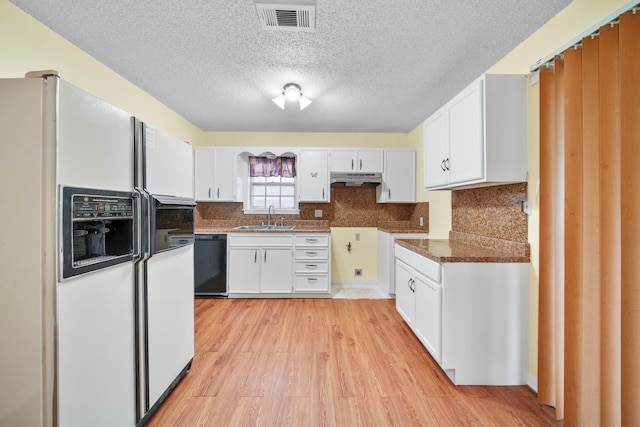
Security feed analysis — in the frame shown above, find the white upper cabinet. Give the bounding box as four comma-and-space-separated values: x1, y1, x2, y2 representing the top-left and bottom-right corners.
423, 74, 527, 190
447, 79, 484, 184
330, 149, 383, 173
377, 149, 416, 203
423, 109, 449, 189
298, 149, 329, 202
193, 148, 235, 201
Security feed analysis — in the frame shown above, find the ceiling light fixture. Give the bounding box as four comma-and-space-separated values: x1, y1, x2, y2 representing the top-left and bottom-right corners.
272, 83, 312, 110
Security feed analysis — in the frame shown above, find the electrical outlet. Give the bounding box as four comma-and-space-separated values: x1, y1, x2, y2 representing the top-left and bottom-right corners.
314, 209, 323, 218
522, 200, 532, 216
355, 269, 362, 277
419, 217, 424, 226
355, 233, 360, 241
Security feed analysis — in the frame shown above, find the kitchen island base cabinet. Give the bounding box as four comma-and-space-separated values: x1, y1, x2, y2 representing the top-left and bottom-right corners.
395, 244, 528, 386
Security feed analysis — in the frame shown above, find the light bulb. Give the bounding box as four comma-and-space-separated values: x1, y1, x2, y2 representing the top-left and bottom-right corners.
284, 85, 300, 102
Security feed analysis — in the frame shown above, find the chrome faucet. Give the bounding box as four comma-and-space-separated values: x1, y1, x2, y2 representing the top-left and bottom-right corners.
267, 205, 274, 227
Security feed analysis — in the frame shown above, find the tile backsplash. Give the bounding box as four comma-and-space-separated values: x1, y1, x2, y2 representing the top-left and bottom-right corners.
196, 183, 429, 230
450, 182, 529, 256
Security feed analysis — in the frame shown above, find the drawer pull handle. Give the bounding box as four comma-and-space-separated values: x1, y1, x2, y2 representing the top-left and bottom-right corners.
307, 278, 318, 283
305, 264, 318, 269
306, 251, 318, 257
306, 239, 318, 244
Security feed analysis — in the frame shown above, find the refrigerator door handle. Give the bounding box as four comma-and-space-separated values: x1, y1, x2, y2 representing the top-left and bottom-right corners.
132, 190, 142, 262
138, 190, 152, 262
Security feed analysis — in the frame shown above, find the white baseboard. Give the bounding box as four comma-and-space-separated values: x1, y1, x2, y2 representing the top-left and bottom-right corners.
331, 280, 379, 287
527, 373, 538, 393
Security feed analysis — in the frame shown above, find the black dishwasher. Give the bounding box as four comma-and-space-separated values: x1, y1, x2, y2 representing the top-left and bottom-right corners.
194, 234, 227, 297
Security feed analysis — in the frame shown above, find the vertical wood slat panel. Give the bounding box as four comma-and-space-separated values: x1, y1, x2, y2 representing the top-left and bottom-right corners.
553, 57, 565, 421
563, 46, 584, 426
598, 22, 621, 427
581, 34, 602, 424
538, 65, 557, 409
619, 10, 640, 426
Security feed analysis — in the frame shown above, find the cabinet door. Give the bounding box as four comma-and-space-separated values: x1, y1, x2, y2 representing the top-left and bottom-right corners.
228, 248, 260, 293
423, 110, 449, 189
447, 79, 484, 184
395, 260, 415, 327
330, 150, 357, 172
383, 151, 415, 202
357, 150, 383, 173
261, 248, 293, 293
194, 148, 214, 201
213, 148, 235, 201
298, 150, 329, 202
414, 274, 442, 364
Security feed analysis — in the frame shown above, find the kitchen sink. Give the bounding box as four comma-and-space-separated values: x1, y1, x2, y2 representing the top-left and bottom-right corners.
267, 225, 296, 230
233, 225, 295, 231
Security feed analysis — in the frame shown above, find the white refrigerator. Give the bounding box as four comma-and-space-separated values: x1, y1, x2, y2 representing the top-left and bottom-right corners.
135, 123, 195, 424
0, 72, 194, 427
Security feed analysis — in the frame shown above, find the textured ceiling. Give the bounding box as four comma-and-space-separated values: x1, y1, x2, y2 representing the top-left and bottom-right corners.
10, 0, 571, 132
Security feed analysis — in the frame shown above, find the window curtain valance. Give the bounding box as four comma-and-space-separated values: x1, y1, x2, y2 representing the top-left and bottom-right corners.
249, 156, 296, 178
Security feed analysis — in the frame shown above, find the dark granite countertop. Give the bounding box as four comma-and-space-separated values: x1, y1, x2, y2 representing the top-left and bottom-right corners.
395, 238, 530, 263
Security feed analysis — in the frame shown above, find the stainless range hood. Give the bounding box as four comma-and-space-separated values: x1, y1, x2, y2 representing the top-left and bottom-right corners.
330, 172, 382, 186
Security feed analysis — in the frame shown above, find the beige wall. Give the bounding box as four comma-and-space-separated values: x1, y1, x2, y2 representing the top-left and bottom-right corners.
199, 131, 409, 148
331, 228, 379, 282
0, 0, 203, 145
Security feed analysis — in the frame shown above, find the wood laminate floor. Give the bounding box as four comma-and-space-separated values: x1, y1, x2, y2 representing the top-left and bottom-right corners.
146, 298, 561, 426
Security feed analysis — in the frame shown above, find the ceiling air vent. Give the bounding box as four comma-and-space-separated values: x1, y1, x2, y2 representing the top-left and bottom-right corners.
255, 3, 316, 32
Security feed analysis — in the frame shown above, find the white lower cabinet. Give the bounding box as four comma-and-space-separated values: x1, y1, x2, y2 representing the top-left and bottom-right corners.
294, 234, 331, 293
228, 235, 293, 295
414, 274, 442, 364
228, 247, 262, 293
394, 260, 416, 327
260, 248, 294, 293
395, 244, 528, 385
228, 233, 331, 296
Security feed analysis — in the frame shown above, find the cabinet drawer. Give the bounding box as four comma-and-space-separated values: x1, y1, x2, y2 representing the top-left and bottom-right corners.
294, 249, 329, 260
294, 235, 329, 247
294, 275, 330, 292
395, 245, 441, 283
295, 261, 328, 274
229, 234, 293, 247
